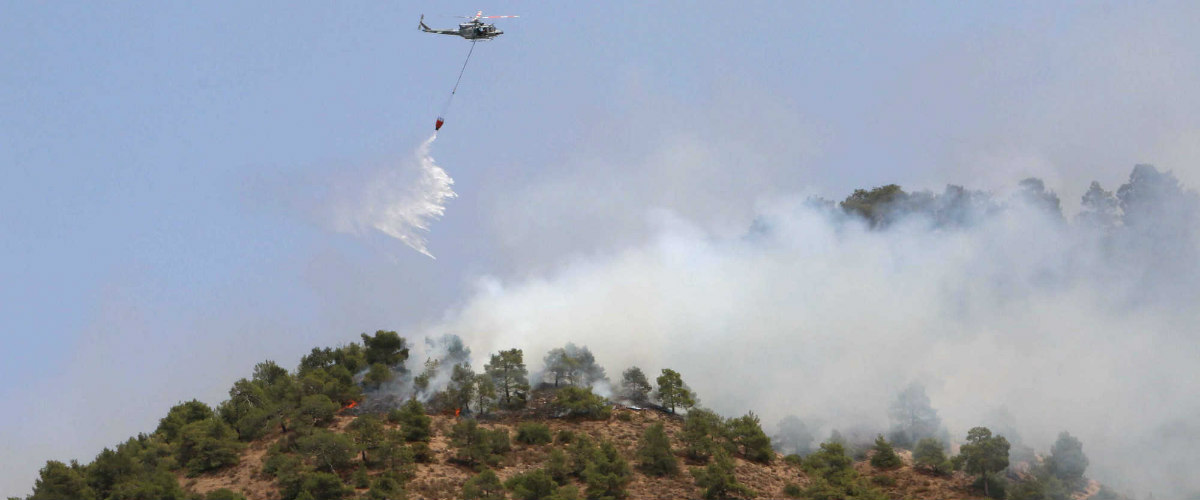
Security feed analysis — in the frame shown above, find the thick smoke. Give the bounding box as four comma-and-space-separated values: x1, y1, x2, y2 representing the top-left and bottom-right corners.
334, 134, 456, 258
427, 165, 1199, 497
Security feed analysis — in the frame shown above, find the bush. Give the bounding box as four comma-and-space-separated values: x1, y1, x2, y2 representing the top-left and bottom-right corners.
583, 441, 632, 500
552, 387, 611, 420
783, 454, 804, 467
462, 469, 505, 500
869, 435, 902, 470
726, 412, 773, 464
913, 438, 952, 475
515, 423, 553, 445
449, 420, 510, 467
296, 430, 356, 473
410, 442, 434, 463
505, 469, 558, 500
353, 464, 369, 488
972, 475, 1007, 500
366, 473, 406, 500
547, 449, 570, 485
206, 488, 246, 500
616, 412, 633, 422
692, 449, 753, 500
637, 423, 678, 477
298, 472, 351, 500
556, 429, 575, 444
871, 475, 897, 487
397, 399, 432, 442
682, 408, 726, 462
783, 482, 803, 498
177, 419, 243, 476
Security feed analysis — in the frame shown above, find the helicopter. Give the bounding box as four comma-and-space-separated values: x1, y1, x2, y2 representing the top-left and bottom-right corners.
419, 11, 518, 41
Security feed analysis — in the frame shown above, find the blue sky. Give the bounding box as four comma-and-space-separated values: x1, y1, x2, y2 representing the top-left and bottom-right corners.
3, 1, 1200, 496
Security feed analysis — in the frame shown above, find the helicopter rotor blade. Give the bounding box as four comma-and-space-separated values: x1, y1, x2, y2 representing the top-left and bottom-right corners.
480, 15, 518, 19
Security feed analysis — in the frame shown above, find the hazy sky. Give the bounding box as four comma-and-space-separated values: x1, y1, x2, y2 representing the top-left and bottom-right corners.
3, 1, 1199, 497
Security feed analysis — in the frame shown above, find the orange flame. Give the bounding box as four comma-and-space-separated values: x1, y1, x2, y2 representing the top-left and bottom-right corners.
455, 408, 461, 417
343, 401, 358, 410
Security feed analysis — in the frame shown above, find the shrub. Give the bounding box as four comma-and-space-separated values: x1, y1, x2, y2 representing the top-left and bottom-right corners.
726, 412, 773, 464
515, 423, 553, 445
547, 449, 570, 485
913, 438, 952, 475
505, 469, 558, 500
692, 449, 753, 500
869, 435, 902, 470
462, 469, 505, 500
783, 482, 803, 498
616, 412, 633, 422
298, 472, 351, 500
552, 387, 611, 420
206, 488, 247, 500
583, 441, 632, 500
556, 429, 575, 444
637, 423, 678, 477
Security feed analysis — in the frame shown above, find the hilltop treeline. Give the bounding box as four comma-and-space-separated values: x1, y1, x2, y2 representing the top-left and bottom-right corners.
22, 330, 1125, 500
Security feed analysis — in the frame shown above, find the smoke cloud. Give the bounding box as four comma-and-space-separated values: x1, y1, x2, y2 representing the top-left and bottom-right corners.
425, 167, 1199, 497
333, 134, 456, 258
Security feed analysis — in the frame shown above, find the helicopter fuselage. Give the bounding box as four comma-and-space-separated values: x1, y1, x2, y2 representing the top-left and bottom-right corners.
420, 19, 503, 40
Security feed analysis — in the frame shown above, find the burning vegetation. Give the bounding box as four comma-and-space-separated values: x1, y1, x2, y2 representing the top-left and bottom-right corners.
23, 165, 1194, 499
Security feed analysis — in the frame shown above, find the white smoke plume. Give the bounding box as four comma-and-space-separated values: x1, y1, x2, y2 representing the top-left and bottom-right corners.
425, 168, 1200, 497
335, 134, 456, 258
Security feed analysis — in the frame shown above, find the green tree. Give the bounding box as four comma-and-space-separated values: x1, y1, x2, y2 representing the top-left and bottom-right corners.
296, 429, 356, 473
447, 363, 477, 412
361, 330, 410, 367
887, 382, 941, 448
474, 374, 497, 415
352, 464, 370, 489
462, 469, 505, 500
1046, 431, 1088, 487
869, 435, 902, 469
298, 472, 351, 500
29, 461, 96, 500
840, 184, 908, 227
583, 441, 632, 500
366, 472, 407, 500
363, 362, 394, 390
726, 412, 773, 464
396, 398, 432, 442
177, 418, 243, 476
960, 427, 1010, 499
636, 423, 678, 477
505, 469, 557, 500
156, 400, 215, 443
772, 415, 815, 457
485, 348, 530, 409
296, 394, 339, 427
654, 369, 696, 414
552, 387, 611, 419
691, 449, 752, 500
515, 423, 553, 445
348, 414, 386, 464
450, 419, 508, 467
681, 408, 725, 462
205, 488, 247, 500
620, 367, 652, 406
567, 435, 597, 477
547, 448, 570, 485
913, 438, 951, 475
